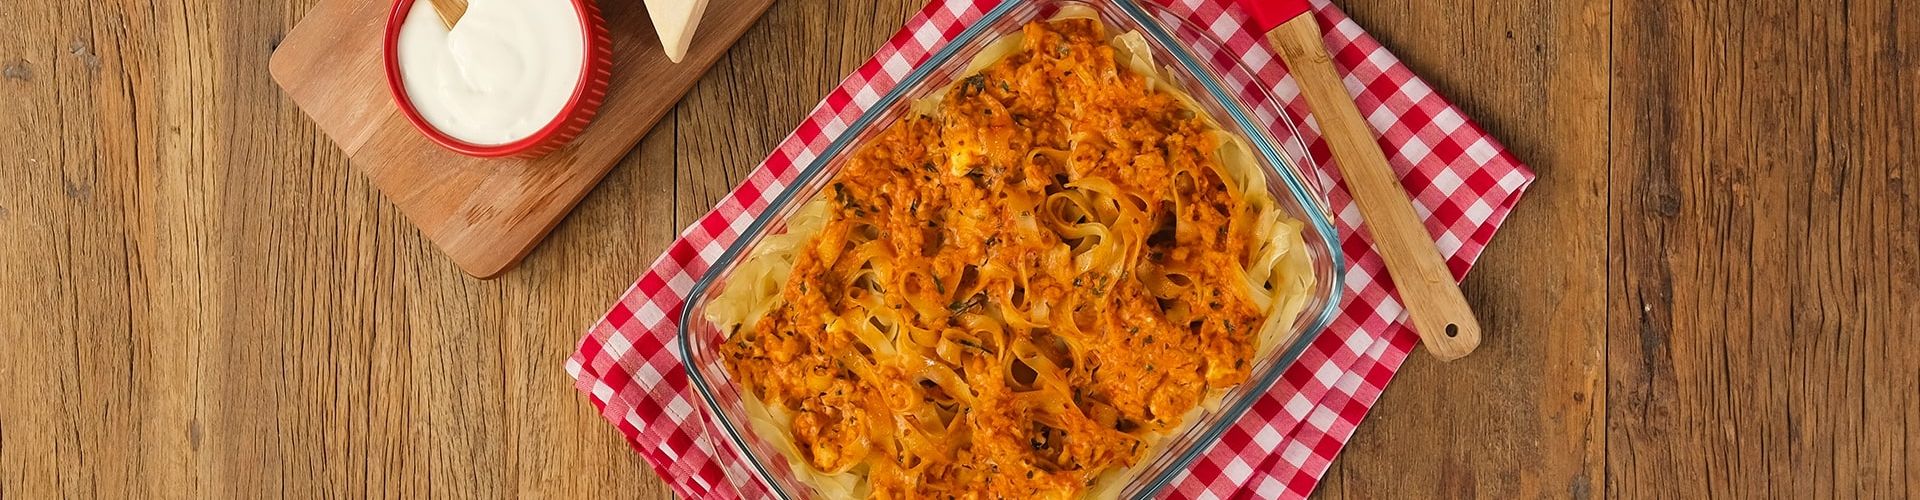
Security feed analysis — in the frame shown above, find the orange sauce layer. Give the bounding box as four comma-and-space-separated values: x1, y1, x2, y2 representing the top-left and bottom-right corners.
721, 19, 1264, 499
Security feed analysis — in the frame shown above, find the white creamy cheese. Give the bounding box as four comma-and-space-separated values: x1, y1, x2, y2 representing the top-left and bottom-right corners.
644, 0, 709, 63
396, 0, 585, 145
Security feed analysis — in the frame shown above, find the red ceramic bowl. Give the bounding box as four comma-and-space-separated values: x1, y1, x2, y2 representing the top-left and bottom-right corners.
382, 0, 613, 159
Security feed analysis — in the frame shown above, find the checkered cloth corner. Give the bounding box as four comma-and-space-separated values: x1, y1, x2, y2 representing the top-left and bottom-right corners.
567, 0, 1534, 498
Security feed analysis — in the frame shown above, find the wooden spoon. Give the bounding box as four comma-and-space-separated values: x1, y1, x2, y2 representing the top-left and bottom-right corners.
428, 0, 468, 29
1238, 0, 1484, 361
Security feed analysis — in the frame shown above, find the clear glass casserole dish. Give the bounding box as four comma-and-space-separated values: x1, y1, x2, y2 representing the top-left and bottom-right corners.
679, 0, 1346, 497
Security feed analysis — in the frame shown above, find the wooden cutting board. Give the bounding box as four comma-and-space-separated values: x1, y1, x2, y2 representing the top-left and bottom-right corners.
269, 0, 773, 278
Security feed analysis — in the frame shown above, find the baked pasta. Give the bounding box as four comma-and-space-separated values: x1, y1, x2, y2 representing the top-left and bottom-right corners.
707, 12, 1314, 499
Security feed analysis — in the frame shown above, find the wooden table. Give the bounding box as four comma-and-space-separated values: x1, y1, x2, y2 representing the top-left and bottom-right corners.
2, 0, 1913, 497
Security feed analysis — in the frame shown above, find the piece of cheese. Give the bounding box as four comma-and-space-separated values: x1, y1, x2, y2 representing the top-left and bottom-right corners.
644, 0, 710, 63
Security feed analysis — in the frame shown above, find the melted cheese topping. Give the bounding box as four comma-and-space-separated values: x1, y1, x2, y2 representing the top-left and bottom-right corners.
711, 18, 1314, 499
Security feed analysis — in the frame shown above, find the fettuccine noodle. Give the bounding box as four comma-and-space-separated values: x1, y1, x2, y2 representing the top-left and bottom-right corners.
708, 12, 1314, 499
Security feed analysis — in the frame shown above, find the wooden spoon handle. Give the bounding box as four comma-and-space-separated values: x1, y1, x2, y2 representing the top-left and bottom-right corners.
1264, 15, 1483, 361
429, 0, 469, 29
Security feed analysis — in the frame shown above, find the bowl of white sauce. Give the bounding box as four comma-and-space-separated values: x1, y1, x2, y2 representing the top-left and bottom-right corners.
383, 0, 612, 158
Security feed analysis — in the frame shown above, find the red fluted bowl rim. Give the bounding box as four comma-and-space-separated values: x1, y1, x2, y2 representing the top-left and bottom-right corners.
382, 0, 613, 159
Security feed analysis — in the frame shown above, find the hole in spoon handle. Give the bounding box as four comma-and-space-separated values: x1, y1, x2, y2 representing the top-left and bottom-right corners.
1418, 315, 1481, 362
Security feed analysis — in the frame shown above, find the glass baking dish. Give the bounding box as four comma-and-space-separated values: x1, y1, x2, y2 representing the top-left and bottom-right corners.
679, 0, 1346, 497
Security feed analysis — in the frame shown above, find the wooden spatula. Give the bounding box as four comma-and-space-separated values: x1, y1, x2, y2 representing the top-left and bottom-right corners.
429, 0, 468, 28
1238, 0, 1483, 361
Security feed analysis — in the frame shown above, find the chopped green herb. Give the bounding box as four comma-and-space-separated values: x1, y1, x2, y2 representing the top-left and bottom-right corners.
948, 294, 984, 314
962, 74, 987, 95
953, 338, 988, 353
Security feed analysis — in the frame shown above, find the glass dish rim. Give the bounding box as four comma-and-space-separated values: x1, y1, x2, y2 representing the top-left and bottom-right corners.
678, 0, 1349, 497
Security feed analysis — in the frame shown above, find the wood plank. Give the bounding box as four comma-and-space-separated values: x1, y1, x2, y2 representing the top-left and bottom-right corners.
1608, 0, 1918, 497
8, 0, 1920, 497
1310, 0, 1611, 497
671, 0, 925, 226
0, 0, 691, 496
268, 0, 774, 278
0, 0, 927, 497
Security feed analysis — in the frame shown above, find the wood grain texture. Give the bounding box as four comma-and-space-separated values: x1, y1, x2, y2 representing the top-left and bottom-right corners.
427, 0, 467, 29
1, 0, 1914, 498
1265, 15, 1484, 362
1606, 0, 1919, 497
267, 0, 773, 279
1313, 0, 1610, 496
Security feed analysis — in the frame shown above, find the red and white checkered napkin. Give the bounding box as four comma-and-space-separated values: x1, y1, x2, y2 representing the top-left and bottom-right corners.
567, 0, 1533, 497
